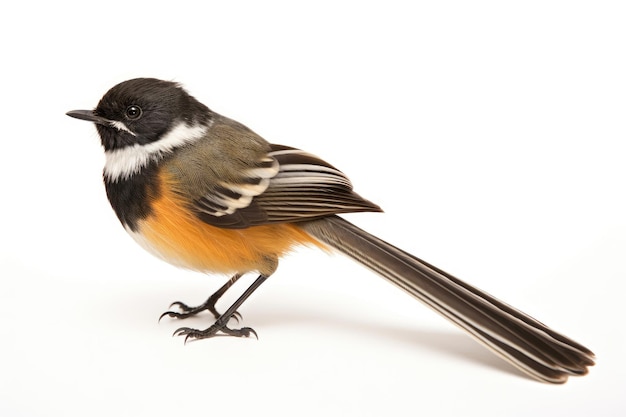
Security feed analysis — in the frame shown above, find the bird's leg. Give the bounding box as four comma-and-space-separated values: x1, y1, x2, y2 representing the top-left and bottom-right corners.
173, 273, 270, 342
159, 273, 243, 322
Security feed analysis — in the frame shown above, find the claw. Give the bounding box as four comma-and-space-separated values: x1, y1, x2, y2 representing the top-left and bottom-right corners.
159, 310, 191, 322
172, 327, 192, 337
246, 327, 258, 340
168, 301, 191, 312
230, 311, 243, 324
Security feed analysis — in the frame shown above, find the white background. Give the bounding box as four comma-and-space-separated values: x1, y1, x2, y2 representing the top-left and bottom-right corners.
1, 1, 624, 416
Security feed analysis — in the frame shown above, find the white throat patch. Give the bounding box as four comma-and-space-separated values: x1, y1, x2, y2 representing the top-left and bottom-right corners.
104, 121, 209, 181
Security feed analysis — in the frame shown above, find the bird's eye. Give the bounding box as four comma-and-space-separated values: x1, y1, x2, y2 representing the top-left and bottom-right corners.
125, 105, 142, 120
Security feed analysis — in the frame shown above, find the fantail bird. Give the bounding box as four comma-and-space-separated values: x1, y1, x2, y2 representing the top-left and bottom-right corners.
67, 78, 594, 384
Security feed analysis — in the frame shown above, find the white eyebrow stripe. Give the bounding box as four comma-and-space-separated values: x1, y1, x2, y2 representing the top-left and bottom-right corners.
108, 120, 136, 136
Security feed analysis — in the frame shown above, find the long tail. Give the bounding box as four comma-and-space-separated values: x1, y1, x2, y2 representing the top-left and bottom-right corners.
300, 215, 595, 383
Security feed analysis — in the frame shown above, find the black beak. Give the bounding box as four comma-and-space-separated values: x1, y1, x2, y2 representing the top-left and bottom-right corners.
66, 109, 110, 125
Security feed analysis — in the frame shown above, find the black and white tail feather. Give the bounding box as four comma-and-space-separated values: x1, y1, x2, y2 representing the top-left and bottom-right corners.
300, 216, 595, 384
195, 141, 594, 383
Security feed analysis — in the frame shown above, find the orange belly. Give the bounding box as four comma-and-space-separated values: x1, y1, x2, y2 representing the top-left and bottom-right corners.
131, 172, 325, 275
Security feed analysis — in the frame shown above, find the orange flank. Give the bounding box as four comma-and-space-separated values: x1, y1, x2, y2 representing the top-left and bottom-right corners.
135, 172, 325, 276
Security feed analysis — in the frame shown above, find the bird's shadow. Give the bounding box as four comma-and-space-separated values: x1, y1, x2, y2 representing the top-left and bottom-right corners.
242, 308, 529, 381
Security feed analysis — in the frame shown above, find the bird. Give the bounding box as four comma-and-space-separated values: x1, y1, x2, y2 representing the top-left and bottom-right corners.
66, 77, 594, 384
